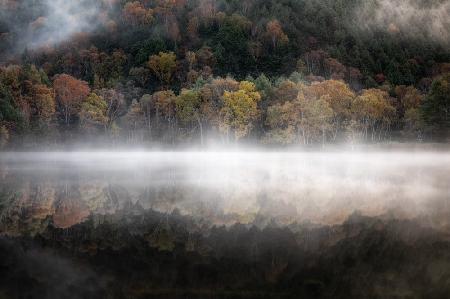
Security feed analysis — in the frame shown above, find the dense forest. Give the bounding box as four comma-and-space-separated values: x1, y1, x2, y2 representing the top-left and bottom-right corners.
0, 0, 449, 148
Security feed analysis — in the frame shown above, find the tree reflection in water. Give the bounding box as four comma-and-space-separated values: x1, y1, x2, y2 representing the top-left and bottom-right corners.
0, 151, 449, 298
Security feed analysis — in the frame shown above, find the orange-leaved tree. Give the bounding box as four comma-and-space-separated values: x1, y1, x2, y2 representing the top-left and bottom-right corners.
53, 74, 90, 126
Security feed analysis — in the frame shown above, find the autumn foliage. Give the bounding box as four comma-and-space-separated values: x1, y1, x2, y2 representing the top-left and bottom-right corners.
53, 74, 90, 125
0, 0, 449, 147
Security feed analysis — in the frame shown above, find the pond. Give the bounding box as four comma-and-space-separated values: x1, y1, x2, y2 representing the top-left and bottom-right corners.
0, 151, 449, 298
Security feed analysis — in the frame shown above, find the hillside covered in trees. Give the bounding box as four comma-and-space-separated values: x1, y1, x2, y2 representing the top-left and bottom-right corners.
0, 0, 449, 148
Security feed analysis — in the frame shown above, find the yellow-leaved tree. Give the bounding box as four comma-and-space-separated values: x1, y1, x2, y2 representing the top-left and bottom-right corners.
220, 81, 261, 141
303, 80, 355, 140
148, 52, 177, 87
176, 89, 204, 145
79, 93, 108, 133
351, 89, 396, 141
264, 91, 333, 145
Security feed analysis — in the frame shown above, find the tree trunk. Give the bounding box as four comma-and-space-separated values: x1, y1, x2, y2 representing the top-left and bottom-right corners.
322, 127, 325, 148
196, 116, 204, 146
65, 106, 70, 126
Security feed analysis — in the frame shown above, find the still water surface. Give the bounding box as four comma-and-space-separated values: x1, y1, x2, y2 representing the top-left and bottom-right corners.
1, 151, 449, 233
1, 151, 450, 298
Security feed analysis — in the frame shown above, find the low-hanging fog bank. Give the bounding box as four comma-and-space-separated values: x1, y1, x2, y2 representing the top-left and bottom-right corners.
1, 150, 449, 232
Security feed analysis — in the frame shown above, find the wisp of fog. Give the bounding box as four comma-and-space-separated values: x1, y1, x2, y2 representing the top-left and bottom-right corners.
356, 0, 450, 44
30, 0, 101, 47
0, 0, 105, 50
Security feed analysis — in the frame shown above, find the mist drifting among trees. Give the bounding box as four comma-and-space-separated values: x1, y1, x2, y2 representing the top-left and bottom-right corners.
27, 0, 103, 48
356, 0, 450, 44
0, 0, 110, 51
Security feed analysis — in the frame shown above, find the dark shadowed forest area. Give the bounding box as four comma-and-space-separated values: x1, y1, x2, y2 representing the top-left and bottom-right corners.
0, 0, 449, 148
2, 210, 450, 299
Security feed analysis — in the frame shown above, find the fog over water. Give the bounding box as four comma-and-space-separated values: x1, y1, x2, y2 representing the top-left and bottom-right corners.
1, 150, 449, 232
1, 150, 450, 298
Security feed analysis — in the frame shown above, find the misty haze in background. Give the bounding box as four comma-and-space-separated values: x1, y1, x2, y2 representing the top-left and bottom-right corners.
1, 0, 450, 57
356, 0, 450, 44
0, 0, 106, 52
28, 0, 102, 47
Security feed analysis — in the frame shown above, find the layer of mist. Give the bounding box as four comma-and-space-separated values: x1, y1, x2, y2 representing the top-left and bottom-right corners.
1, 151, 449, 232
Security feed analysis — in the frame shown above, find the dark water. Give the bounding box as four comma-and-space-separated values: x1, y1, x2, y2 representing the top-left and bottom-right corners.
0, 151, 449, 298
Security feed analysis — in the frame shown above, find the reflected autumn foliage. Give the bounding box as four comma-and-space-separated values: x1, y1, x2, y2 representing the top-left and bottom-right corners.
53, 195, 90, 229
0, 151, 449, 298
1, 151, 449, 236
